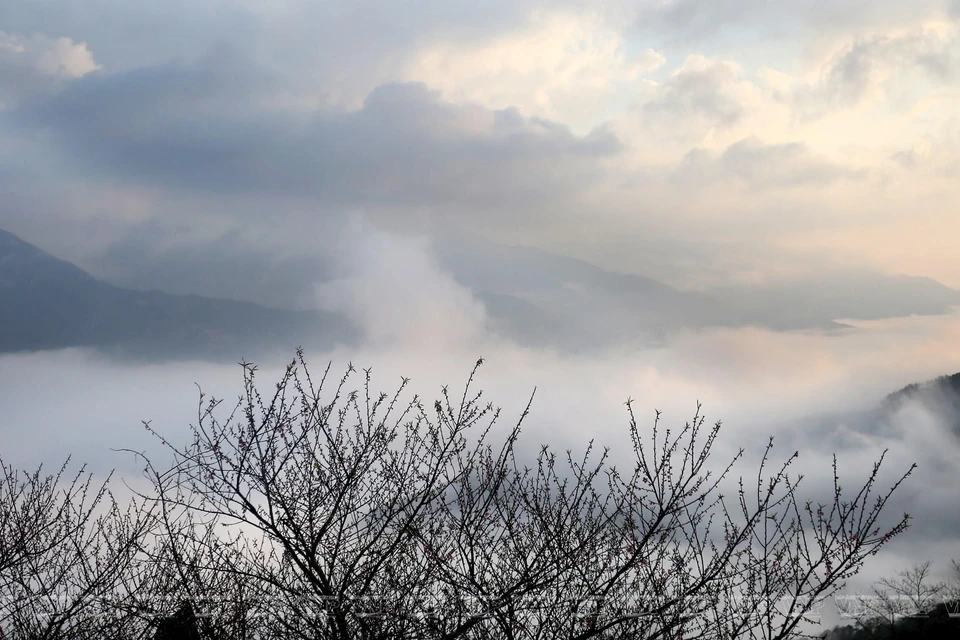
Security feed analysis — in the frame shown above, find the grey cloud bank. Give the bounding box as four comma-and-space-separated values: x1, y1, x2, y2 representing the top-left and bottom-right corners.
11, 62, 620, 217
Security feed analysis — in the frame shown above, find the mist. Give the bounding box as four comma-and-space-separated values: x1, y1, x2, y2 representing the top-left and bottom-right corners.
3, 230, 959, 613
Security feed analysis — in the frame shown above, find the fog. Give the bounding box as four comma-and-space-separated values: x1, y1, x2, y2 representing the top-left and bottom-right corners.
3, 234, 959, 614
3, 289, 960, 630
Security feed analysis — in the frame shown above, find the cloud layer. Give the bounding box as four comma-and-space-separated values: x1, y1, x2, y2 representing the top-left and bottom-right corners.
1, 1, 959, 288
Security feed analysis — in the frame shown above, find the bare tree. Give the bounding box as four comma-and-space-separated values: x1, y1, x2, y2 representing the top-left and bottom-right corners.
0, 458, 155, 639
137, 350, 916, 640
103, 499, 266, 640
836, 559, 960, 639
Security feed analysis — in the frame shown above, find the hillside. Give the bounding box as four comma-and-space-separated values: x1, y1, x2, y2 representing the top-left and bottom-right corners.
883, 372, 960, 408
431, 227, 959, 340
879, 372, 960, 437
0, 228, 354, 359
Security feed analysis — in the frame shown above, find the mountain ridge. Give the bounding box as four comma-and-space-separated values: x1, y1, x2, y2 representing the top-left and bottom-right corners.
4, 225, 960, 357
0, 228, 355, 360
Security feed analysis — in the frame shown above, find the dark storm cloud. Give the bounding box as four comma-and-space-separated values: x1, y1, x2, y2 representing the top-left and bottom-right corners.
10, 58, 622, 212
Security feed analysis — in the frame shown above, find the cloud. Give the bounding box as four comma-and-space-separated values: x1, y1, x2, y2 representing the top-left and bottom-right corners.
313, 215, 488, 352
0, 1, 259, 73
10, 54, 621, 218
0, 0, 587, 106
3, 275, 960, 618
624, 54, 793, 156
0, 31, 98, 105
641, 55, 748, 131
403, 13, 665, 133
676, 137, 866, 189
3, 306, 960, 546
798, 20, 960, 113
632, 0, 951, 41
2, 1, 960, 307
622, 21, 960, 157
633, 0, 769, 39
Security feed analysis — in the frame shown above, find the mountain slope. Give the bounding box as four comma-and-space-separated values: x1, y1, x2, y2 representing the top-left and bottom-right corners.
6, 224, 960, 356
431, 227, 852, 347
878, 372, 960, 437
748, 368, 960, 470
0, 228, 354, 359
708, 273, 960, 330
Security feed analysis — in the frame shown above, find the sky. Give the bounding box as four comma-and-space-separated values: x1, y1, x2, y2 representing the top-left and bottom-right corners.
1, 0, 959, 288
2, 0, 960, 630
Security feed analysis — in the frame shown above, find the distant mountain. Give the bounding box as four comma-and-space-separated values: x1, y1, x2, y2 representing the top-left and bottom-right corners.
430, 228, 904, 347
75, 220, 960, 350
6, 223, 960, 356
0, 228, 355, 360
430, 226, 742, 349
708, 273, 960, 330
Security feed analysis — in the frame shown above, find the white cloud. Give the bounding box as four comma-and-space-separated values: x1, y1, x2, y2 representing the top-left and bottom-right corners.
675, 137, 866, 189
0, 31, 99, 105
404, 13, 665, 133
615, 54, 797, 162
617, 18, 960, 161
794, 19, 960, 113
313, 215, 489, 353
